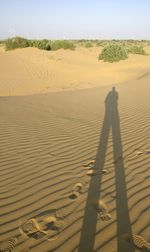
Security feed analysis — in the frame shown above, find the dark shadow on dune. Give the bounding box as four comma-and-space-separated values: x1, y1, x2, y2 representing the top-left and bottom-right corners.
78, 87, 134, 252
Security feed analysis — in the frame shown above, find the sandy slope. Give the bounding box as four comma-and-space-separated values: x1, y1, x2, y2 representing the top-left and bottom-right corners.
0, 46, 150, 96
0, 75, 150, 251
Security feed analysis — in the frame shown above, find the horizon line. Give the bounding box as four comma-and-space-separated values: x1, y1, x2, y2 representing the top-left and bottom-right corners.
1, 36, 150, 41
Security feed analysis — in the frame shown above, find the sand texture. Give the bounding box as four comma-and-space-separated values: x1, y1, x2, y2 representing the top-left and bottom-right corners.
0, 47, 150, 252
0, 46, 150, 96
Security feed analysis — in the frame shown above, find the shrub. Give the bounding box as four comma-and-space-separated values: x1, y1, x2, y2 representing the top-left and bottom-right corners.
85, 42, 93, 48
51, 40, 75, 50
30, 39, 51, 51
127, 45, 147, 55
5, 37, 29, 50
96, 40, 112, 47
98, 43, 128, 63
95, 41, 104, 47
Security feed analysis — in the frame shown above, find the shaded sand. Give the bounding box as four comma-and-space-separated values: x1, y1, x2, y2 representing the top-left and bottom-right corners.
0, 75, 150, 252
0, 45, 150, 96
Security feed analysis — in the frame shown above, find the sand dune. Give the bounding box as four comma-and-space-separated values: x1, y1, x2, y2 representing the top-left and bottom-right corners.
0, 47, 150, 252
0, 46, 150, 96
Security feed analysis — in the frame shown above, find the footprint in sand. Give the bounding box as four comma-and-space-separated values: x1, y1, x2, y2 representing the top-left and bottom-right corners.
93, 200, 112, 221
84, 160, 109, 176
124, 234, 150, 251
101, 169, 109, 174
83, 159, 95, 168
0, 237, 17, 252
84, 160, 97, 176
20, 218, 47, 239
20, 215, 62, 242
42, 216, 63, 241
87, 168, 98, 176
87, 167, 109, 176
54, 183, 84, 223
136, 151, 143, 156
132, 149, 150, 158
135, 149, 150, 156
68, 183, 83, 200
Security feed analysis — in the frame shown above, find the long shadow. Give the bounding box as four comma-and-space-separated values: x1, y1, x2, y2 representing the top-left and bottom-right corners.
78, 87, 134, 252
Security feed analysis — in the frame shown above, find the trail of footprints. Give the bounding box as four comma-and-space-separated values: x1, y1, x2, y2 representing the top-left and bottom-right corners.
83, 159, 112, 221
1, 233, 150, 252
93, 200, 112, 221
1, 150, 149, 251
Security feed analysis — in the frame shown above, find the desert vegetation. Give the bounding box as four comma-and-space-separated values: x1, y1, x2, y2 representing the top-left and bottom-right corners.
2, 37, 149, 63
51, 40, 75, 50
5, 37, 29, 50
29, 39, 51, 50
98, 41, 148, 62
98, 43, 128, 62
84, 42, 93, 48
127, 45, 147, 55
4, 37, 75, 51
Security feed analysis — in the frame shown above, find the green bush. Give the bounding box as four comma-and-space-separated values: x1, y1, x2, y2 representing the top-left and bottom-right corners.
98, 43, 128, 63
85, 42, 93, 48
96, 41, 111, 47
5, 37, 29, 50
51, 40, 75, 50
127, 45, 147, 55
30, 39, 75, 51
29, 39, 51, 50
95, 41, 104, 47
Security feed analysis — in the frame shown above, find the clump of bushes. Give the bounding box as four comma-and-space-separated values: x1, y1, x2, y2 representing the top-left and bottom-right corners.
4, 37, 75, 51
51, 40, 75, 50
5, 37, 29, 50
30, 39, 51, 51
96, 41, 110, 47
85, 42, 93, 48
127, 45, 147, 55
98, 43, 128, 63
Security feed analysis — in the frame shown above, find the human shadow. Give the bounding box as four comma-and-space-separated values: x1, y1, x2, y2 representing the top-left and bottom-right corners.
78, 87, 134, 252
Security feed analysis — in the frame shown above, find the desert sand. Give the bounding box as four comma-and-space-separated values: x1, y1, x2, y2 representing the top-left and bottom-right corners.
0, 46, 150, 252
0, 45, 150, 96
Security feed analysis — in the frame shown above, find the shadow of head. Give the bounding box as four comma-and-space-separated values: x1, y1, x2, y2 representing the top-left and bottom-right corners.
105, 86, 118, 109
